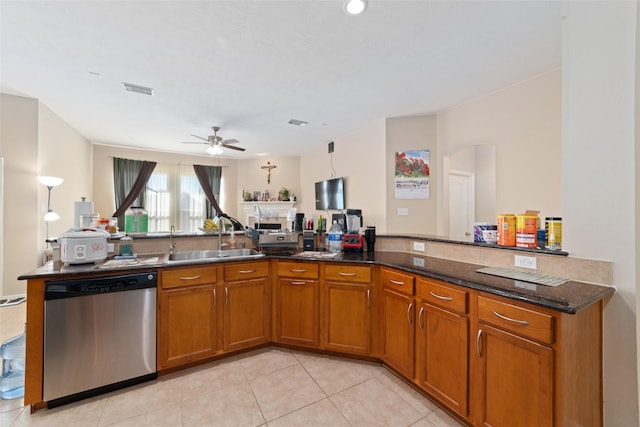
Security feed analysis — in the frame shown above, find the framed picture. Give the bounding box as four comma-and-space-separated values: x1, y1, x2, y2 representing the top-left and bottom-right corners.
395, 150, 430, 199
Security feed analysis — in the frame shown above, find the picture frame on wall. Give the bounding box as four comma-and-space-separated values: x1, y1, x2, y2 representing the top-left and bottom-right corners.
394, 149, 430, 199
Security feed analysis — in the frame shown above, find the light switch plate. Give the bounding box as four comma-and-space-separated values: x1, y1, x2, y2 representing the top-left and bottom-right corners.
397, 208, 409, 216
108, 243, 115, 253
515, 255, 537, 270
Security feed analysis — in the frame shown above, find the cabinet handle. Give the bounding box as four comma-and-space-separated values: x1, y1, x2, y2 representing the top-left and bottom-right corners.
338, 272, 357, 277
179, 275, 202, 280
225, 287, 229, 305
418, 306, 425, 330
389, 279, 405, 285
429, 291, 453, 301
476, 329, 483, 358
213, 288, 216, 307
238, 269, 256, 274
289, 281, 306, 285
493, 311, 529, 325
366, 289, 370, 308
289, 268, 307, 273
407, 302, 413, 325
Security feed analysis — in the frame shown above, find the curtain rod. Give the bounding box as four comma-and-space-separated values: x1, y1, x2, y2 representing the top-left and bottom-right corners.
107, 156, 229, 167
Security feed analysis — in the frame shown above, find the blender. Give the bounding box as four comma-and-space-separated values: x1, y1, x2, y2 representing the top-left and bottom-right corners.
342, 209, 364, 252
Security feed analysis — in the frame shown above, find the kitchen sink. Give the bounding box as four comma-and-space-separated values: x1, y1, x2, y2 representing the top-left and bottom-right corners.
167, 248, 264, 264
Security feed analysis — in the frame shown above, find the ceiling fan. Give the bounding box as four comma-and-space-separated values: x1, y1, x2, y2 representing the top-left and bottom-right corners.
182, 126, 245, 155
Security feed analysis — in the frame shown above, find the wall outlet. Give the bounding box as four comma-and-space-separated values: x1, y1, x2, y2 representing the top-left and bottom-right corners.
398, 208, 409, 216
107, 243, 115, 253
413, 241, 425, 252
412, 256, 425, 267
514, 255, 537, 270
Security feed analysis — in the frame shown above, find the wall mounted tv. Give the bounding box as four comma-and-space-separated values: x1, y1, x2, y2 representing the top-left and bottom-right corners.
315, 177, 345, 211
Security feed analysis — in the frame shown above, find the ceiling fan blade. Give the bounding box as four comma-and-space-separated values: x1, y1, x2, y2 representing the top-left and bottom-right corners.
222, 144, 246, 152
221, 138, 239, 144
181, 141, 209, 145
190, 134, 209, 142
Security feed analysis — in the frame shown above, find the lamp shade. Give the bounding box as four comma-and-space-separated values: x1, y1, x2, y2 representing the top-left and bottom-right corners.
38, 176, 64, 187
44, 210, 60, 222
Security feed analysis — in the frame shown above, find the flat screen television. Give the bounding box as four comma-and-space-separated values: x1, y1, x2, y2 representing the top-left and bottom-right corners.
315, 177, 345, 211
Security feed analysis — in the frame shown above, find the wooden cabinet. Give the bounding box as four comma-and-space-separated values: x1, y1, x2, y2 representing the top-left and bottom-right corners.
158, 266, 219, 369
380, 267, 415, 378
222, 261, 271, 352
415, 277, 469, 418
473, 295, 553, 427
323, 264, 373, 355
274, 261, 320, 347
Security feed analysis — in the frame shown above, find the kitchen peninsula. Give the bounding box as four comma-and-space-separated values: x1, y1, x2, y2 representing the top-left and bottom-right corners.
18, 233, 613, 427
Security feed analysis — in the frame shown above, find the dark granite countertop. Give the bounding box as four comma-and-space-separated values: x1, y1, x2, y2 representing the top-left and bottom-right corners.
18, 250, 612, 315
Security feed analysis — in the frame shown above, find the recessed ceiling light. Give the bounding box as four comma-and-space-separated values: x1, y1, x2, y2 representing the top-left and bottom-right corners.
344, 0, 367, 15
123, 82, 154, 96
288, 119, 308, 126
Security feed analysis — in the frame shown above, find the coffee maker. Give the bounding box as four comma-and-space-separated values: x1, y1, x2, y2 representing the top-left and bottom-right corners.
342, 209, 364, 252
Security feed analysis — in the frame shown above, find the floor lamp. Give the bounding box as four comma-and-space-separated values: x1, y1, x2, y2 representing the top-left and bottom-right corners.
38, 175, 64, 242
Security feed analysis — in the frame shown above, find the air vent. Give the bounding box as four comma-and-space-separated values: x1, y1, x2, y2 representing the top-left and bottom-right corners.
123, 82, 154, 96
288, 119, 308, 126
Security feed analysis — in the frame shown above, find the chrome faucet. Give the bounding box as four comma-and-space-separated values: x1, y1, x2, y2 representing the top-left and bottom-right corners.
169, 225, 176, 255
217, 216, 226, 251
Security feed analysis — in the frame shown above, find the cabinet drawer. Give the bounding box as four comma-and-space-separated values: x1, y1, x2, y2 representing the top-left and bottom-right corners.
224, 261, 269, 281
325, 264, 372, 283
478, 296, 553, 344
380, 267, 414, 295
161, 266, 217, 289
277, 261, 319, 279
416, 277, 467, 314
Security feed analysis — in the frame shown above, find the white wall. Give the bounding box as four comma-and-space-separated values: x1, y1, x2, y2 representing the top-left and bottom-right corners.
299, 119, 387, 231
437, 69, 562, 225
386, 115, 438, 234
562, 2, 638, 425
237, 155, 300, 204
37, 103, 93, 247
0, 94, 92, 295
0, 94, 38, 296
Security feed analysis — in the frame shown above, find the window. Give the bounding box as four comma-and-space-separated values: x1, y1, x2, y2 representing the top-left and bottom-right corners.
144, 163, 212, 232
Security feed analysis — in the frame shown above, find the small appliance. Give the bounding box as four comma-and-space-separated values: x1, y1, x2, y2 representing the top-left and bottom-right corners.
342, 209, 364, 252
60, 228, 110, 264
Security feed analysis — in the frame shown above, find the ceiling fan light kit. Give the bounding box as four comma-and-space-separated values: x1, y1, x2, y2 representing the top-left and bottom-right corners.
181, 126, 246, 156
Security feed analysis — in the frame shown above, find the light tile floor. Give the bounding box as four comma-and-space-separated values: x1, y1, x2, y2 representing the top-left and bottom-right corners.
0, 302, 466, 427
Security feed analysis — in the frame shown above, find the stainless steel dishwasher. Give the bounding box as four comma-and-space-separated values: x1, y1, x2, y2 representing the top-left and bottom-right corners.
43, 271, 157, 407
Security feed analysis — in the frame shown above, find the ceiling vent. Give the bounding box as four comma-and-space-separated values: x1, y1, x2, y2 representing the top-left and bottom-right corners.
288, 119, 308, 126
123, 82, 154, 96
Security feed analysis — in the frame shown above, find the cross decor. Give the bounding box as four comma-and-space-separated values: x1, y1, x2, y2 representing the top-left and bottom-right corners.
261, 161, 277, 184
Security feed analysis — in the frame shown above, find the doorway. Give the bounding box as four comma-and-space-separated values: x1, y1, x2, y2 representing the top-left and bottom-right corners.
448, 170, 474, 240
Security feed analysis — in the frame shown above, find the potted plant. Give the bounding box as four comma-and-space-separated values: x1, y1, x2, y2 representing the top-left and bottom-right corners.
279, 187, 290, 201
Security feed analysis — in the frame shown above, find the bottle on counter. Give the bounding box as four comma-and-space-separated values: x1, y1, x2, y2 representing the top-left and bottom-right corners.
228, 230, 237, 249
328, 220, 343, 253
0, 324, 26, 399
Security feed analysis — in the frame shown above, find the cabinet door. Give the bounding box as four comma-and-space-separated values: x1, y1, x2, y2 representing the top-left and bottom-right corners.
158, 285, 218, 369
476, 323, 553, 427
381, 288, 414, 378
275, 278, 319, 347
223, 277, 270, 351
416, 302, 468, 417
324, 282, 372, 354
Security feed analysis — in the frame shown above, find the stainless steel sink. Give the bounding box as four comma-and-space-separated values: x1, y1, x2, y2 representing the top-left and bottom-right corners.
167, 248, 264, 264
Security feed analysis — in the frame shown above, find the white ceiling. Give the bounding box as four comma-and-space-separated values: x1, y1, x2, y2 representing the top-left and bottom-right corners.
0, 1, 562, 159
